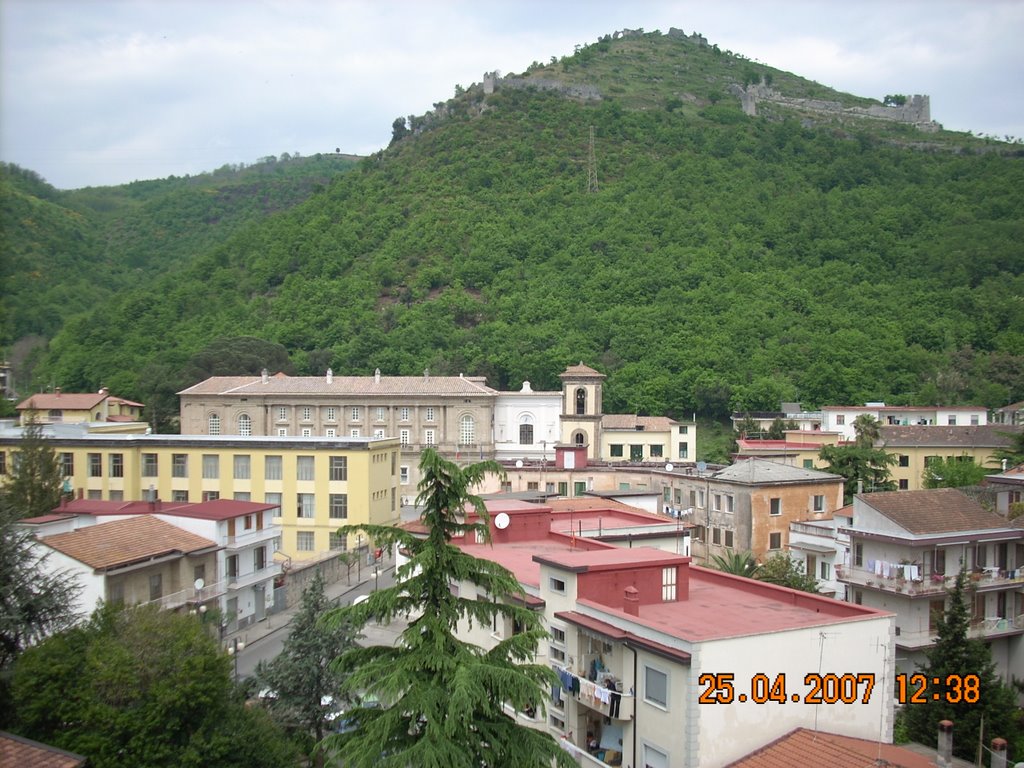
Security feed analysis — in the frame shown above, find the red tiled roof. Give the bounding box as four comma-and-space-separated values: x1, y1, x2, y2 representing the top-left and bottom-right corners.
555, 610, 692, 664
0, 731, 87, 767
17, 392, 107, 411
559, 362, 605, 379
601, 414, 677, 431
166, 498, 279, 521
724, 727, 940, 768
47, 499, 191, 517
39, 515, 218, 570
860, 488, 1014, 534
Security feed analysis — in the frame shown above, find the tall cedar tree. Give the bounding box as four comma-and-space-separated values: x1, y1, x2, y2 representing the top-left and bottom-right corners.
255, 570, 359, 767
5, 419, 64, 519
323, 449, 574, 768
902, 569, 1022, 761
12, 603, 299, 768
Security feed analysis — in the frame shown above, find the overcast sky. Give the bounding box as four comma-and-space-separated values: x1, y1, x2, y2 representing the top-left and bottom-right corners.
2, 0, 1022, 190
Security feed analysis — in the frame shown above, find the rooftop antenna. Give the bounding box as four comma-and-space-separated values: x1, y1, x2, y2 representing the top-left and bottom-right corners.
586, 125, 598, 193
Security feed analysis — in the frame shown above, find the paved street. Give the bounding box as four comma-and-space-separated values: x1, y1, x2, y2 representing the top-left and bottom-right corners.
230, 561, 406, 681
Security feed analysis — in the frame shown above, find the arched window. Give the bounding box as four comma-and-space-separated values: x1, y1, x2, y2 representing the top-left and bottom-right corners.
238, 413, 252, 437
208, 413, 220, 435
574, 431, 585, 447
459, 414, 476, 445
575, 387, 587, 415
519, 414, 534, 445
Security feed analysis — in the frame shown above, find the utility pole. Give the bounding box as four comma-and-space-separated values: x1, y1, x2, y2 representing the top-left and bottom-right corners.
587, 125, 598, 193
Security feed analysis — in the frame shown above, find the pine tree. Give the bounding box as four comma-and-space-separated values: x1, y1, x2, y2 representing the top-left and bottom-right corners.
254, 571, 359, 768
5, 419, 64, 519
902, 569, 1021, 761
322, 448, 574, 768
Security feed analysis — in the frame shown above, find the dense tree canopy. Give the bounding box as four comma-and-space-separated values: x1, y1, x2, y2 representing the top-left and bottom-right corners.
11, 603, 298, 768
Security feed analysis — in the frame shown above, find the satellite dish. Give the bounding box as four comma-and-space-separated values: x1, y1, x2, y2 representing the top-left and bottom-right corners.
515, 459, 524, 469
194, 578, 205, 591
494, 512, 511, 530
697, 461, 707, 474
665, 463, 674, 473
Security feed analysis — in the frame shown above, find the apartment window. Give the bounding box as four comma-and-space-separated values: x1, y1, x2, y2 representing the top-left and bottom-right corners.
769, 532, 782, 550
812, 494, 825, 512
630, 445, 643, 461
644, 665, 668, 708
350, 429, 360, 438
172, 453, 187, 478
202, 454, 219, 479
172, 490, 188, 502
820, 561, 831, 580
712, 527, 721, 545
297, 455, 315, 481
970, 414, 979, 426
253, 546, 266, 571
724, 495, 734, 513
520, 423, 534, 445
233, 455, 251, 480
0, 452, 5, 476
898, 454, 910, 467
643, 744, 670, 768
551, 626, 566, 644
698, 489, 706, 509
400, 429, 410, 446
61, 453, 73, 477
459, 415, 475, 445
679, 425, 688, 435
141, 453, 157, 477
558, 482, 568, 496
49, 409, 63, 422
678, 442, 688, 458
326, 407, 337, 422
325, 428, 337, 438
948, 415, 957, 426
329, 493, 348, 519
724, 530, 734, 548
899, 479, 909, 490
549, 577, 566, 593
330, 456, 347, 481
88, 453, 102, 477
662, 566, 677, 601
265, 455, 282, 480
234, 492, 251, 501
500, 480, 513, 493
149, 574, 162, 601
375, 407, 385, 421
329, 531, 347, 551
425, 429, 435, 446
109, 453, 124, 478
277, 428, 288, 437
400, 407, 410, 421
610, 444, 623, 458
297, 531, 315, 551
297, 493, 315, 518
202, 490, 220, 501
769, 497, 781, 516
208, 413, 220, 435
650, 444, 663, 458
276, 406, 288, 422
227, 555, 238, 579
373, 429, 385, 439
803, 459, 814, 469
301, 428, 312, 437
924, 455, 941, 467
238, 414, 252, 436
350, 407, 360, 421
302, 406, 312, 422
713, 494, 722, 512
854, 543, 864, 567
425, 407, 435, 422
836, 415, 846, 426
109, 490, 123, 501
400, 466, 409, 484
264, 492, 282, 511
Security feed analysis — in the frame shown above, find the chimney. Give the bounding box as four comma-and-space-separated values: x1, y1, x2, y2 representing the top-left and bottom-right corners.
423, 368, 429, 381
326, 368, 333, 384
937, 720, 953, 768
261, 368, 269, 384
55, 387, 61, 397
374, 368, 381, 384
623, 586, 640, 617
99, 386, 108, 396
990, 738, 1007, 768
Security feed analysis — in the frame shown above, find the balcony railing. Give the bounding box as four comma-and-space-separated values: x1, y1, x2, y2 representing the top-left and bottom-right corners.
569, 681, 634, 723
139, 579, 227, 612
896, 614, 1024, 648
836, 565, 1024, 596
227, 564, 280, 590
226, 526, 279, 549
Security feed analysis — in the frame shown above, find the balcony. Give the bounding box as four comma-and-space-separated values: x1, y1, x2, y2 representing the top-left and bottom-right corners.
836, 565, 1024, 597
226, 526, 279, 550
896, 614, 1024, 648
141, 579, 227, 612
566, 676, 633, 723
227, 564, 280, 591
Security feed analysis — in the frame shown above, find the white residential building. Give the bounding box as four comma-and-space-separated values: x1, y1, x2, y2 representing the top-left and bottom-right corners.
822, 405, 987, 442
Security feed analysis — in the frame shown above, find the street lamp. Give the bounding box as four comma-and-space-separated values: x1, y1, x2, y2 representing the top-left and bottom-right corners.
227, 637, 245, 682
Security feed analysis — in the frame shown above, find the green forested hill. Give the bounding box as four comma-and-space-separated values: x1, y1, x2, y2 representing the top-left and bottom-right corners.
7, 30, 1024, 427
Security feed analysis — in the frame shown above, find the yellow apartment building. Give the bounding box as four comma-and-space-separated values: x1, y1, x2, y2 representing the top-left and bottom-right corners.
0, 426, 400, 563
879, 424, 1023, 491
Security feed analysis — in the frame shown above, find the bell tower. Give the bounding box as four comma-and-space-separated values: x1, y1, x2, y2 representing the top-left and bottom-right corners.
559, 362, 605, 459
